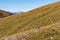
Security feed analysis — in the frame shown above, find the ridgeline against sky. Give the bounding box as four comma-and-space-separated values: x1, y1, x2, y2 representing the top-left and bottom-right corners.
0, 0, 59, 12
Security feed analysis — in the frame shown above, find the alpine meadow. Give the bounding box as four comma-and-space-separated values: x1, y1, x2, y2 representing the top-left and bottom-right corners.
0, 2, 60, 40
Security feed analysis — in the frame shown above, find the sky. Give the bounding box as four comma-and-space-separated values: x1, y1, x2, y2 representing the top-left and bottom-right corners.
0, 0, 60, 12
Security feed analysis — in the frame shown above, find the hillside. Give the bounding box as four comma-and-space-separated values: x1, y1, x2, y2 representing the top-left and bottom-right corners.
1, 22, 60, 40
0, 10, 13, 18
0, 2, 60, 40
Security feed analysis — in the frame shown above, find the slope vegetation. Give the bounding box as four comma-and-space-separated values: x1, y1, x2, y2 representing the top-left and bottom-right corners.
0, 2, 60, 40
1, 22, 60, 40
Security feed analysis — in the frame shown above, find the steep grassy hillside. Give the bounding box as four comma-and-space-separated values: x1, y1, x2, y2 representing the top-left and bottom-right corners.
0, 2, 60, 40
0, 10, 13, 18
1, 22, 60, 40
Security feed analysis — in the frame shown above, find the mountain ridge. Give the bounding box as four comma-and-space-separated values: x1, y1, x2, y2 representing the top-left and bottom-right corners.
0, 10, 13, 18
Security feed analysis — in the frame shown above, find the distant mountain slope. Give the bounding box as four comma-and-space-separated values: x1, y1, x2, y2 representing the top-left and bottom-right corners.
0, 10, 13, 18
0, 2, 60, 40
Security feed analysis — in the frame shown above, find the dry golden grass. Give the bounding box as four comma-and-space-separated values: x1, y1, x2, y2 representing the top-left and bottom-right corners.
1, 22, 60, 40
0, 2, 60, 40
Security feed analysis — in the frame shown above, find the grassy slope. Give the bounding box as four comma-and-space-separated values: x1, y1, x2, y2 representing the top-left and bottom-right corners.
0, 2, 60, 39
1, 22, 60, 40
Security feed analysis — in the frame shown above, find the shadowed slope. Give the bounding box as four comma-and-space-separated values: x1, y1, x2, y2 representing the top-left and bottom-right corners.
0, 10, 13, 18
0, 2, 60, 39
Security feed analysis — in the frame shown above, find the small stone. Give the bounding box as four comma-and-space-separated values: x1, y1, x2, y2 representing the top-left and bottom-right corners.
34, 29, 39, 32
50, 37, 53, 39
4, 38, 8, 40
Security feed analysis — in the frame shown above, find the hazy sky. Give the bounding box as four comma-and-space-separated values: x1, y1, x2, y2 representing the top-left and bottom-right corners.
0, 0, 59, 12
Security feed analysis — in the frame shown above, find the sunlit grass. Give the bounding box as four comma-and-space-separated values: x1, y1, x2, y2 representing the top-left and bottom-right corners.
0, 2, 60, 40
